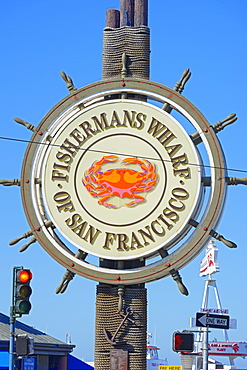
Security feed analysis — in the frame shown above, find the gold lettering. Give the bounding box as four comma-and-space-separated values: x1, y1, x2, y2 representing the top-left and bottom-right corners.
122, 110, 134, 127
157, 214, 173, 230
138, 226, 155, 246
57, 200, 75, 213
69, 128, 86, 146
147, 118, 176, 146
173, 167, 191, 179
52, 170, 68, 182
65, 213, 82, 228
53, 191, 75, 213
157, 127, 176, 146
82, 226, 102, 245
168, 198, 185, 211
147, 117, 166, 136
56, 152, 73, 165
52, 163, 70, 182
79, 120, 95, 138
130, 232, 144, 249
172, 153, 188, 169
165, 144, 182, 158
53, 163, 70, 172
172, 187, 189, 200
117, 234, 129, 251
60, 138, 79, 157
103, 232, 117, 250
91, 112, 110, 132
122, 110, 146, 129
163, 208, 179, 223
136, 112, 147, 129
111, 110, 122, 127
72, 221, 87, 237
151, 220, 166, 236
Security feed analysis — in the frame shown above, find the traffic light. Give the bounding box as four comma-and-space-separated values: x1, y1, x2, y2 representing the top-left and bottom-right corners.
14, 269, 32, 316
172, 332, 194, 352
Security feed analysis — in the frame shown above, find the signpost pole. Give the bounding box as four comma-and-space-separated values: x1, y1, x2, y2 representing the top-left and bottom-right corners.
202, 327, 208, 370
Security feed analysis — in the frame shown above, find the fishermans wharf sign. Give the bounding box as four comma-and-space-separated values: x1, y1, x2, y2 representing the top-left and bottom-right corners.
42, 99, 203, 260
20, 79, 227, 284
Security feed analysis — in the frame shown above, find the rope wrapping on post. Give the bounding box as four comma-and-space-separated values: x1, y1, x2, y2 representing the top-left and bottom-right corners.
95, 285, 147, 370
102, 26, 150, 80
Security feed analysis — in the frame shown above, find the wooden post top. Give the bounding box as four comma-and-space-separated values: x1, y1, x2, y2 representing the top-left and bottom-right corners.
106, 0, 148, 28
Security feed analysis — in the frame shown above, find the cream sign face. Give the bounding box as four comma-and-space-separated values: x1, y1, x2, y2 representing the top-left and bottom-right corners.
20, 79, 228, 284
42, 99, 203, 260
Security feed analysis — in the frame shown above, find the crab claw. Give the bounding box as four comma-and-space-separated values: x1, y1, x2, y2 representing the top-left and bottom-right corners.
98, 195, 118, 209
125, 195, 145, 206
96, 155, 119, 166
122, 157, 139, 165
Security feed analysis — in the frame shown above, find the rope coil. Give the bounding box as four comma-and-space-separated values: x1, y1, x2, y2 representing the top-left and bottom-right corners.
102, 26, 150, 79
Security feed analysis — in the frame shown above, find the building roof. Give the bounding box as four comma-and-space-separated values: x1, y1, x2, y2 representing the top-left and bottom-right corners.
0, 313, 75, 355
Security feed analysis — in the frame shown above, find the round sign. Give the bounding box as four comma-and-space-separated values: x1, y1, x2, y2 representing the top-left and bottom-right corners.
21, 78, 227, 285
41, 99, 203, 260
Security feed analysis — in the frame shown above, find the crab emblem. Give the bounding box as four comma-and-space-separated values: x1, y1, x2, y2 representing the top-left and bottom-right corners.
82, 155, 158, 208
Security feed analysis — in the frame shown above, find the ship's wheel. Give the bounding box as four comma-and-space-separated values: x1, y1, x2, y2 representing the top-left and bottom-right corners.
6, 75, 239, 293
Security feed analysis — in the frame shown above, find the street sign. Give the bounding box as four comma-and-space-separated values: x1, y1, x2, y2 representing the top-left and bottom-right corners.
200, 308, 229, 315
159, 367, 182, 370
196, 312, 229, 329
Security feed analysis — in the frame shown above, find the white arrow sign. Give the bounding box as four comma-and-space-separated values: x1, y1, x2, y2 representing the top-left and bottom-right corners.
195, 312, 230, 329
190, 317, 236, 329
197, 314, 207, 326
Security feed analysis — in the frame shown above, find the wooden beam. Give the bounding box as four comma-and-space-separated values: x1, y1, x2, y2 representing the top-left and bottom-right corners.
134, 0, 148, 26
120, 0, 134, 27
106, 9, 120, 28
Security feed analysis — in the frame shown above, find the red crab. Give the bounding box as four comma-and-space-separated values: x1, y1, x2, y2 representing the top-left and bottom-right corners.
82, 155, 158, 208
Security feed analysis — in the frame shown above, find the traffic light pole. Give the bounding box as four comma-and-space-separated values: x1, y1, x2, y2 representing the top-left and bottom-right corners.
9, 266, 23, 370
9, 306, 15, 370
9, 266, 21, 370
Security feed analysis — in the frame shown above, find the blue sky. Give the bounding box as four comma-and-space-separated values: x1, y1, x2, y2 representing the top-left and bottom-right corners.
1, 0, 247, 366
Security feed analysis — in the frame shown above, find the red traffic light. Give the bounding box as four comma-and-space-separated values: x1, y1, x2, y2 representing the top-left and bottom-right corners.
15, 269, 33, 315
17, 270, 32, 283
172, 332, 194, 352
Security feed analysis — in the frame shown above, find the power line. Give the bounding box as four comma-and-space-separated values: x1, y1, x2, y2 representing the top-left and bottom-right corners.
0, 135, 247, 175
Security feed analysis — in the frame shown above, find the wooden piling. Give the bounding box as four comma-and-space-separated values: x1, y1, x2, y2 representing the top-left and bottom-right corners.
99, 2, 150, 367
120, 0, 134, 27
106, 9, 120, 28
134, 0, 148, 26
